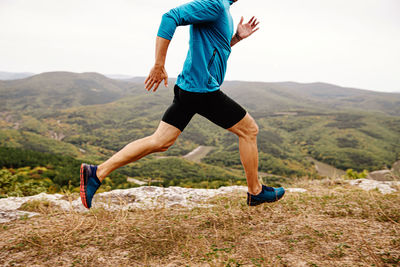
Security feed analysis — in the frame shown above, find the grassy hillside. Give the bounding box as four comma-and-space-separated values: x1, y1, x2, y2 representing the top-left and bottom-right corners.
1, 178, 399, 266
223, 81, 400, 116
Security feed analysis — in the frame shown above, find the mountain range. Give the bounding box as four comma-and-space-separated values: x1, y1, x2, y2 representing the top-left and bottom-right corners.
0, 71, 35, 81
1, 71, 399, 178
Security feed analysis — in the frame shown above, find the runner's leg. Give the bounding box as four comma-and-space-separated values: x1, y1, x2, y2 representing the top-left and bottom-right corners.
96, 85, 194, 181
228, 113, 262, 195
96, 121, 181, 181
194, 89, 262, 195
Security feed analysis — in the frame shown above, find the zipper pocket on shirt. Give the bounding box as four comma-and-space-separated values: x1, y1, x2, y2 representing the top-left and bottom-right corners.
207, 49, 217, 84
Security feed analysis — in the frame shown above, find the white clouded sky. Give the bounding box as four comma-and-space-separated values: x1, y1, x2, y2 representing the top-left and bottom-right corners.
0, 0, 399, 92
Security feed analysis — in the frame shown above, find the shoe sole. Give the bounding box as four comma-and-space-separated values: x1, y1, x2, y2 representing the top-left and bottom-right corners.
247, 190, 285, 206
80, 163, 89, 209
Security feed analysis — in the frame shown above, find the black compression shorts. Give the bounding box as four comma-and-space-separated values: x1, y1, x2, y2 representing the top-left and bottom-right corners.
162, 84, 247, 132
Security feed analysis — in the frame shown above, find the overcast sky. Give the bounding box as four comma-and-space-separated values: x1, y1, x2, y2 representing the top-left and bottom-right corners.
0, 0, 399, 92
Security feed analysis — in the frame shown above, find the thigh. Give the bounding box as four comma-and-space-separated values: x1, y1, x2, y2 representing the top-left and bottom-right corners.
198, 90, 247, 129
161, 85, 195, 132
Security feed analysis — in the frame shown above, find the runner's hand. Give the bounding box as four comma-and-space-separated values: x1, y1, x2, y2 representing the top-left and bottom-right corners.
236, 16, 259, 40
145, 65, 168, 92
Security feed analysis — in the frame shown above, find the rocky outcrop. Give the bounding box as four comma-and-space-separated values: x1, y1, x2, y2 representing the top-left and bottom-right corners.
347, 179, 400, 194
367, 170, 393, 181
3, 179, 398, 224
392, 160, 400, 174
366, 161, 400, 181
0, 186, 307, 223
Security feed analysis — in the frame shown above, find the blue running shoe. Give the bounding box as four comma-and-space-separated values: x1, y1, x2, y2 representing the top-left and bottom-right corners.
247, 185, 285, 206
80, 163, 102, 209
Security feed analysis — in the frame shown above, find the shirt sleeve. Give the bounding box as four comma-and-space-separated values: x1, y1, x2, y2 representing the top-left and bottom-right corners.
157, 0, 224, 40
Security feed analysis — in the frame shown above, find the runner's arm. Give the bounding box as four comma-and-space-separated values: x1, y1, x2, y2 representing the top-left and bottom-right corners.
145, 37, 170, 92
146, 0, 224, 92
157, 0, 224, 40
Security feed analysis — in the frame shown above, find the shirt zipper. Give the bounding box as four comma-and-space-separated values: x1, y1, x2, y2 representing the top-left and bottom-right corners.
207, 49, 217, 84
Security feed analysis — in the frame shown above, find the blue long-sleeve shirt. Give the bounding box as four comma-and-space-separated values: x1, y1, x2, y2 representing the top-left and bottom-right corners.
157, 0, 235, 93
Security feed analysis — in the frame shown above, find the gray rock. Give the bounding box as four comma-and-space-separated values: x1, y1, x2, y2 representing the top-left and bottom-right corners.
0, 210, 38, 223
367, 170, 393, 181
392, 160, 400, 174
0, 186, 307, 223
347, 179, 400, 194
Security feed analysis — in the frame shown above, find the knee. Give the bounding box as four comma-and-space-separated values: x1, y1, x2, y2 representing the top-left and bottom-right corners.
237, 119, 258, 141
245, 122, 259, 139
151, 135, 176, 152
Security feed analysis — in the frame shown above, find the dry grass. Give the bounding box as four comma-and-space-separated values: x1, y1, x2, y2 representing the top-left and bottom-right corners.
1, 179, 399, 266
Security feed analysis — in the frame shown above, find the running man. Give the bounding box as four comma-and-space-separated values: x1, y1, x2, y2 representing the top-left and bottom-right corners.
80, 0, 285, 209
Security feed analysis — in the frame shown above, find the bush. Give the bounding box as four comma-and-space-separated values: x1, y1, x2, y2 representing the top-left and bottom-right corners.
345, 169, 368, 179
0, 168, 55, 197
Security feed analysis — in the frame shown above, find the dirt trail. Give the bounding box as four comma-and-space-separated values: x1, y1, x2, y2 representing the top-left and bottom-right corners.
182, 146, 214, 162
307, 157, 346, 178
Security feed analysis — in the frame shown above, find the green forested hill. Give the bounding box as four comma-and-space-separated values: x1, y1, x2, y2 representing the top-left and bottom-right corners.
1, 72, 399, 189
222, 81, 400, 116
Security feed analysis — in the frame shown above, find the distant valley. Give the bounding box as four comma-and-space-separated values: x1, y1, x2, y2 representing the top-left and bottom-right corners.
1, 71, 399, 194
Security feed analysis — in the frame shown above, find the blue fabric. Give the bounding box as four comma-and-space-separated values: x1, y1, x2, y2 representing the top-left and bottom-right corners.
157, 0, 235, 93
247, 185, 285, 206
86, 165, 101, 208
